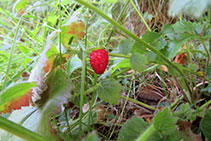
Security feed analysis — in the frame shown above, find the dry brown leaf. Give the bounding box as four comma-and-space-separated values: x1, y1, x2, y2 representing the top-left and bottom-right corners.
137, 85, 165, 101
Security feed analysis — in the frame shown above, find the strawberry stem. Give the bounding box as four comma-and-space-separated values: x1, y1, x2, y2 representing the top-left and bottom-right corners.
66, 49, 131, 58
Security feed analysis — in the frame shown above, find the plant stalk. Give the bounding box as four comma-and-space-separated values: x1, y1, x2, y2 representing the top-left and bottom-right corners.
3, 16, 23, 89
201, 39, 210, 66
66, 49, 131, 58
120, 95, 156, 111
130, 0, 151, 31
194, 99, 211, 114
79, 49, 87, 136
136, 125, 155, 141
59, 0, 62, 68
0, 116, 48, 141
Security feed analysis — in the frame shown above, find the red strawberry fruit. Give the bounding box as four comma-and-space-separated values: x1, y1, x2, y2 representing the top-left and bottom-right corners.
90, 49, 109, 74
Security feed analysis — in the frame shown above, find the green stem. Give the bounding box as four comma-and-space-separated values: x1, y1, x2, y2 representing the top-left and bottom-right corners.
136, 125, 155, 141
88, 74, 98, 133
120, 95, 156, 111
177, 49, 207, 57
66, 49, 131, 58
85, 83, 101, 95
74, 0, 192, 103
170, 96, 184, 110
209, 39, 211, 59
0, 116, 48, 141
79, 51, 87, 137
109, 53, 131, 58
209, 10, 211, 58
186, 42, 192, 63
130, 0, 151, 31
64, 108, 71, 132
0, 67, 13, 81
201, 39, 210, 66
194, 99, 211, 114
59, 0, 62, 68
3, 16, 23, 89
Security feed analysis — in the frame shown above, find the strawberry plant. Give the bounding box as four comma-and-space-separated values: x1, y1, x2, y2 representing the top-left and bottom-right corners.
0, 0, 210, 140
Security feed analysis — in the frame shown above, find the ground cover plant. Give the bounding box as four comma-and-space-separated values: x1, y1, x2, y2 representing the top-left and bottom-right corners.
0, 0, 211, 140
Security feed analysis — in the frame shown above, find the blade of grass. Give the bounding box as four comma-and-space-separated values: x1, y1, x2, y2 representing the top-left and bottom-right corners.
59, 0, 62, 67
79, 35, 87, 138
3, 16, 23, 89
136, 124, 156, 141
0, 8, 42, 55
201, 39, 210, 66
130, 0, 151, 31
66, 49, 131, 58
193, 99, 211, 114
120, 95, 156, 111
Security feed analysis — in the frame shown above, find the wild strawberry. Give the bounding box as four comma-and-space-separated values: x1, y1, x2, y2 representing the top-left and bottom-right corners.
89, 49, 109, 74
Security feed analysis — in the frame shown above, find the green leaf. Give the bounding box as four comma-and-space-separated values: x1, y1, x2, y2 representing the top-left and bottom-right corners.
118, 116, 149, 141
62, 0, 73, 5
14, 0, 28, 12
18, 46, 30, 55
142, 31, 160, 43
173, 103, 192, 119
200, 109, 211, 140
187, 63, 198, 72
47, 15, 58, 26
130, 53, 148, 73
23, 57, 32, 68
111, 59, 130, 74
154, 108, 177, 135
167, 40, 186, 59
97, 78, 122, 104
105, 0, 119, 3
45, 44, 58, 59
69, 55, 82, 75
142, 31, 167, 50
168, 0, 211, 18
0, 82, 37, 113
118, 38, 135, 55
131, 42, 147, 55
85, 132, 100, 141
161, 24, 175, 40
205, 65, 211, 80
173, 21, 194, 34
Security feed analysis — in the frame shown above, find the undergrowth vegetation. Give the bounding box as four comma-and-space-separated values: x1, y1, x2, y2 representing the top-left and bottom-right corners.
0, 0, 211, 140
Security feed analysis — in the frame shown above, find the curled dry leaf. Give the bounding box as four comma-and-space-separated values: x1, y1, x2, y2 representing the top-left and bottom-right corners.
161, 65, 168, 72
137, 85, 165, 101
